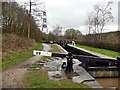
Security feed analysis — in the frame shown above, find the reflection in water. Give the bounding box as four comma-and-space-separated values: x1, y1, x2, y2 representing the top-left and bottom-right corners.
96, 78, 120, 89
89, 71, 120, 89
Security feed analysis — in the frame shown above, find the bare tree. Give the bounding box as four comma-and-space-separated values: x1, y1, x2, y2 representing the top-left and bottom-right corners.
86, 12, 94, 34
22, 0, 44, 38
2, 1, 46, 42
87, 2, 114, 34
52, 25, 62, 36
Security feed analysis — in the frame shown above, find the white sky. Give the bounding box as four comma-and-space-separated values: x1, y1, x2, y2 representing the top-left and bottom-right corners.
17, 0, 119, 34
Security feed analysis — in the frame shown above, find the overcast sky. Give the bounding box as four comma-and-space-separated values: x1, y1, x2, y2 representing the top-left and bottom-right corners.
17, 0, 119, 34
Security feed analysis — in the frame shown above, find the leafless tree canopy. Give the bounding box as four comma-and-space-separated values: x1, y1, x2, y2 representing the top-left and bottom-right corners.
52, 25, 62, 36
2, 2, 44, 42
86, 2, 114, 34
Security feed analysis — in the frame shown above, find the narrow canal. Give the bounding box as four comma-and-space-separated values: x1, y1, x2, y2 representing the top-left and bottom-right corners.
62, 44, 119, 89
96, 78, 120, 88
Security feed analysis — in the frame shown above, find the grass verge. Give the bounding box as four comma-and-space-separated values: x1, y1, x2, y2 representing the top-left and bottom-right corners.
23, 69, 90, 88
49, 44, 65, 53
23, 44, 90, 88
2, 43, 43, 71
76, 44, 120, 58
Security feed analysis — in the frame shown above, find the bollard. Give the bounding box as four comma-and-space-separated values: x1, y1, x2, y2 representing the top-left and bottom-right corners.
117, 57, 120, 77
65, 52, 74, 74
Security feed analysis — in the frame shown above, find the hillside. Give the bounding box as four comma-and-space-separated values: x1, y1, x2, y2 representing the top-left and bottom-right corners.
2, 34, 36, 61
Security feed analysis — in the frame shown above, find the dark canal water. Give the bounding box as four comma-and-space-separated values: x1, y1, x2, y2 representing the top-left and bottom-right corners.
96, 78, 120, 89
63, 45, 120, 89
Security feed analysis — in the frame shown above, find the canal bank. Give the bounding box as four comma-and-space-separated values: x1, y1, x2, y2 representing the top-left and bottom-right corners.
61, 44, 119, 89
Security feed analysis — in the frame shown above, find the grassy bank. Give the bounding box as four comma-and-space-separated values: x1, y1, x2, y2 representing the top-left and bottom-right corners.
76, 44, 120, 58
23, 44, 90, 88
42, 44, 65, 59
50, 44, 65, 53
24, 69, 89, 88
2, 43, 43, 71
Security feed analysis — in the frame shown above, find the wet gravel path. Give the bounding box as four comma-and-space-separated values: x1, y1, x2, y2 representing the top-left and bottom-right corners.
1, 43, 51, 88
